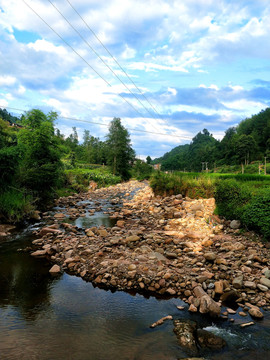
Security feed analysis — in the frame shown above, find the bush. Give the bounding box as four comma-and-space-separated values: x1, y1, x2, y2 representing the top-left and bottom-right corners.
241, 189, 270, 240
132, 160, 153, 181
150, 172, 216, 198
214, 179, 251, 219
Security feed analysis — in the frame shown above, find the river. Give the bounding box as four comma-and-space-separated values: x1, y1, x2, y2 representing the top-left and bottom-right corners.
1, 197, 270, 359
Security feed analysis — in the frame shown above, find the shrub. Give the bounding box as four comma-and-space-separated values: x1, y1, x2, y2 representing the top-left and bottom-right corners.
241, 189, 270, 240
214, 179, 251, 219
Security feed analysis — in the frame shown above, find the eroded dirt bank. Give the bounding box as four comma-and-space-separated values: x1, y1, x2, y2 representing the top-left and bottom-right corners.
31, 180, 270, 320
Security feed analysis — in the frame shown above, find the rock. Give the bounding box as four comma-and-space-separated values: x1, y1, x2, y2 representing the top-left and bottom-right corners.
204, 252, 216, 262
150, 315, 172, 328
86, 230, 95, 237
244, 281, 257, 290
31, 249, 47, 257
220, 290, 240, 303
233, 276, 243, 289
264, 269, 270, 279
98, 229, 108, 237
230, 220, 241, 229
38, 227, 61, 236
54, 213, 66, 219
49, 264, 61, 275
125, 235, 140, 242
173, 320, 198, 354
116, 220, 125, 228
196, 329, 226, 349
193, 286, 221, 317
248, 308, 263, 319
260, 277, 270, 288
199, 295, 221, 317
215, 280, 224, 294
166, 288, 176, 295
165, 252, 178, 259
189, 304, 198, 312
30, 210, 41, 220
257, 284, 268, 292
240, 322, 254, 328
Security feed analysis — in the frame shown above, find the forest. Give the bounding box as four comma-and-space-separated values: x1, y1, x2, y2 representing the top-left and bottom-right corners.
152, 108, 270, 172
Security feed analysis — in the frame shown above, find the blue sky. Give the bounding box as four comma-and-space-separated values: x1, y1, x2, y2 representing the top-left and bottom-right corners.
0, 0, 270, 159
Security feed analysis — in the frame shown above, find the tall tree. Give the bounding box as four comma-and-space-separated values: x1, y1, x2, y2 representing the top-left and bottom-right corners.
106, 118, 135, 180
17, 109, 62, 202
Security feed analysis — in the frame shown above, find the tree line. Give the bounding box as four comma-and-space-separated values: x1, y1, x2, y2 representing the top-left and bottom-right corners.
0, 108, 134, 219
152, 108, 270, 172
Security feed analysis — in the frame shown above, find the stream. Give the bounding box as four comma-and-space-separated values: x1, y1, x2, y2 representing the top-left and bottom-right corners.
1, 195, 270, 360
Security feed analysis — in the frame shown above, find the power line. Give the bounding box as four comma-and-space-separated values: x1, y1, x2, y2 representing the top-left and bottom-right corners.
22, 0, 151, 121
65, 0, 166, 124
0, 105, 192, 140
47, 0, 161, 133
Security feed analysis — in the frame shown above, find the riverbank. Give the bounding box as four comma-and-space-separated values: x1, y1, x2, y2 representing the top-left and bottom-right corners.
31, 180, 270, 321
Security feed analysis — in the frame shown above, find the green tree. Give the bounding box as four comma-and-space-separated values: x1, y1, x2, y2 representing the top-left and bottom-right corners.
234, 134, 257, 165
106, 118, 135, 180
146, 155, 152, 164
18, 109, 62, 202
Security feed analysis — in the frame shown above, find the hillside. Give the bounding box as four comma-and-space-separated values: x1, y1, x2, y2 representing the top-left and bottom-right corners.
153, 108, 270, 172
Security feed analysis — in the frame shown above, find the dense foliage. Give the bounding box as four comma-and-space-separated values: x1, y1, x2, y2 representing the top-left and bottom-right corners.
152, 108, 270, 172
0, 109, 134, 221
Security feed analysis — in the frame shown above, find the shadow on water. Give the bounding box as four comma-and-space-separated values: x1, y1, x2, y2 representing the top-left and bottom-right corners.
0, 226, 56, 321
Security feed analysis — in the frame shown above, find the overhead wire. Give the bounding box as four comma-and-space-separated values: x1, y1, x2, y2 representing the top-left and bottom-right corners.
65, 0, 167, 124
0, 105, 192, 140
22, 0, 150, 121
47, 0, 161, 131
21, 0, 186, 139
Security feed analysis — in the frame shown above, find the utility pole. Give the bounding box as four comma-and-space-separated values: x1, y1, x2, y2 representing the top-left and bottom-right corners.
259, 162, 261, 175
214, 162, 216, 173
201, 162, 205, 172
205, 162, 208, 172
265, 156, 267, 175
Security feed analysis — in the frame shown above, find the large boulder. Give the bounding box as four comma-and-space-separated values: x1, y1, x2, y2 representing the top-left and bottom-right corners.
196, 329, 226, 349
193, 286, 221, 317
173, 320, 198, 354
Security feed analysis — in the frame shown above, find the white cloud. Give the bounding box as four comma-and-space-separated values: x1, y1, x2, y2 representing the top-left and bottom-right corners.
0, 75, 16, 86
27, 39, 68, 56
121, 44, 136, 59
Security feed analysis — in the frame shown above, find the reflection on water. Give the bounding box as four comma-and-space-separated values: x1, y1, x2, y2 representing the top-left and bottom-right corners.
0, 224, 270, 360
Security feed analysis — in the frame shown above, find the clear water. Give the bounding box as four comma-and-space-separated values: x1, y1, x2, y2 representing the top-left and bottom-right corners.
1, 221, 270, 360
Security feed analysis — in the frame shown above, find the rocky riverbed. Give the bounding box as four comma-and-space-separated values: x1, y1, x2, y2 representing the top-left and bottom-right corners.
31, 180, 270, 323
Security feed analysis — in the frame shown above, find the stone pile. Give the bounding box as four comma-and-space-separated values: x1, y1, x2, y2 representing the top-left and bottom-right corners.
30, 180, 270, 320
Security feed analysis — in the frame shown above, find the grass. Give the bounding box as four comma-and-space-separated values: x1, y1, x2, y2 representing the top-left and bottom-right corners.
0, 188, 34, 222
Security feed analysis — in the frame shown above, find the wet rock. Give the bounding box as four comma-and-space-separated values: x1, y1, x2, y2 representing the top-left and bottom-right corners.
150, 315, 172, 328
220, 290, 240, 303
31, 249, 47, 257
248, 307, 263, 319
38, 227, 61, 236
196, 329, 226, 349
173, 320, 198, 354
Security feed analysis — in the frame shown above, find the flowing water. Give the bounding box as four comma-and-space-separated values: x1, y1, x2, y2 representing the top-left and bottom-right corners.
1, 203, 270, 359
